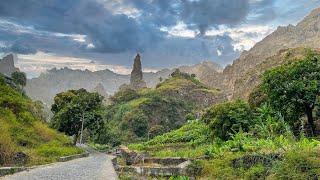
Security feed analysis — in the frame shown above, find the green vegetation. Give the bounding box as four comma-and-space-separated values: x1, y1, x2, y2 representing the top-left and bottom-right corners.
128, 50, 320, 179
0, 76, 82, 167
11, 71, 26, 90
51, 89, 104, 144
97, 70, 223, 145
262, 50, 320, 135
202, 100, 254, 140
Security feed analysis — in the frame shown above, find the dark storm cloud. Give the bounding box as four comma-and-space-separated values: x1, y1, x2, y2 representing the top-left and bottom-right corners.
0, 0, 164, 53
181, 0, 249, 34
126, 0, 250, 35
0, 0, 318, 70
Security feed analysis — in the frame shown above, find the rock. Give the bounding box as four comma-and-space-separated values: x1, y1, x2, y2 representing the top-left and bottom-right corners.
0, 54, 20, 77
232, 153, 281, 169
93, 83, 109, 98
130, 54, 146, 89
13, 152, 28, 165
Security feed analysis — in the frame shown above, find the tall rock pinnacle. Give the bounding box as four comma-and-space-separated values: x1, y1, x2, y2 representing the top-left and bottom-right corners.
130, 53, 146, 89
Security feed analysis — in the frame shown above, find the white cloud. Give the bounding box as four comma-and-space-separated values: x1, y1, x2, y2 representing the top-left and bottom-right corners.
161, 21, 197, 38
16, 51, 158, 78
206, 25, 274, 51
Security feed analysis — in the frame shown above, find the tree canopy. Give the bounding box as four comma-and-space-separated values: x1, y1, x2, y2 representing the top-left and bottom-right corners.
11, 71, 26, 88
202, 100, 254, 140
51, 89, 104, 144
261, 50, 320, 135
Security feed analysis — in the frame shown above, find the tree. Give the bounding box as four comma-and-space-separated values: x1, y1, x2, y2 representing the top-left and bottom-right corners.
11, 72, 26, 90
202, 100, 254, 140
261, 50, 320, 135
51, 89, 104, 144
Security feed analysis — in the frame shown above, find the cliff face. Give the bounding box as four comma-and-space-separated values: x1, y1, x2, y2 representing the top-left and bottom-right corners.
0, 54, 19, 76
221, 7, 320, 99
232, 48, 319, 99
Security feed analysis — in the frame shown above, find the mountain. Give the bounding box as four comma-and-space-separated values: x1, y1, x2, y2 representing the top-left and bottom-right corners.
92, 83, 109, 98
233, 47, 320, 99
179, 61, 223, 89
219, 7, 320, 99
100, 71, 226, 144
25, 61, 221, 107
0, 54, 19, 77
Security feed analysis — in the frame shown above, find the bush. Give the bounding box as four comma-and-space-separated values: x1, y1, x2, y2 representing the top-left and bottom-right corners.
254, 104, 292, 139
270, 146, 320, 179
202, 100, 254, 140
123, 110, 148, 137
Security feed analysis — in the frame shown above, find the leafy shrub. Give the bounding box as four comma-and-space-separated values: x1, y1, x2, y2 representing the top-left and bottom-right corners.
123, 110, 148, 137
248, 85, 267, 109
254, 104, 292, 139
202, 100, 254, 140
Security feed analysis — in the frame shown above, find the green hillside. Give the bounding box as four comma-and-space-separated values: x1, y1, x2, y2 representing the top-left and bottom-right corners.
0, 75, 82, 167
128, 51, 320, 179
95, 71, 226, 145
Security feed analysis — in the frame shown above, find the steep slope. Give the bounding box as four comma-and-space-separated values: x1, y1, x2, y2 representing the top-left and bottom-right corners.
98, 72, 226, 144
221, 7, 320, 97
233, 48, 320, 99
0, 75, 81, 166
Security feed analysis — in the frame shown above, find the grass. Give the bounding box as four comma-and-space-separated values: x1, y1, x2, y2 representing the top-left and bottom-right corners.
128, 119, 320, 179
0, 77, 82, 167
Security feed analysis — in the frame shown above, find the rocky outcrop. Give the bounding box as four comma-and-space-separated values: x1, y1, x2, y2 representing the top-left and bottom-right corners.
130, 54, 146, 89
0, 54, 19, 77
220, 7, 320, 99
93, 83, 109, 98
232, 48, 318, 99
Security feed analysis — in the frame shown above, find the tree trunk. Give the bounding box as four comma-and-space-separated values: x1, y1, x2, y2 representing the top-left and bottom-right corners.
73, 133, 79, 145
306, 105, 316, 136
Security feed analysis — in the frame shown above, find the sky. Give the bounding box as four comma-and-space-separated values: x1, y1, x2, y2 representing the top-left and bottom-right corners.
0, 0, 320, 77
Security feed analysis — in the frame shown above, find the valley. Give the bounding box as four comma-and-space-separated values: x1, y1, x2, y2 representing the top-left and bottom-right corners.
1, 4, 320, 180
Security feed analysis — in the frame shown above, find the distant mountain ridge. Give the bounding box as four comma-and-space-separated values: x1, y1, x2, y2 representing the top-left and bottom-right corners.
25, 61, 221, 107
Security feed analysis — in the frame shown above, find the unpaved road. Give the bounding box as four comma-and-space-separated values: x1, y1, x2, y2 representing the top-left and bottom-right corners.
2, 152, 118, 180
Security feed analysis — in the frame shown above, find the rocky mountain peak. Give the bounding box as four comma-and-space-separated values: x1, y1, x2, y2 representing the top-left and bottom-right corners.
0, 54, 19, 77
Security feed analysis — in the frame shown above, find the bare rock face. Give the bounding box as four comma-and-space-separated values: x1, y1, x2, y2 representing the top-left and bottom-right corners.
129, 54, 146, 89
220, 7, 320, 99
93, 83, 109, 98
0, 54, 19, 76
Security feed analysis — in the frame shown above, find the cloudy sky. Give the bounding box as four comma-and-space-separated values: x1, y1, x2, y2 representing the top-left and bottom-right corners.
0, 0, 320, 77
